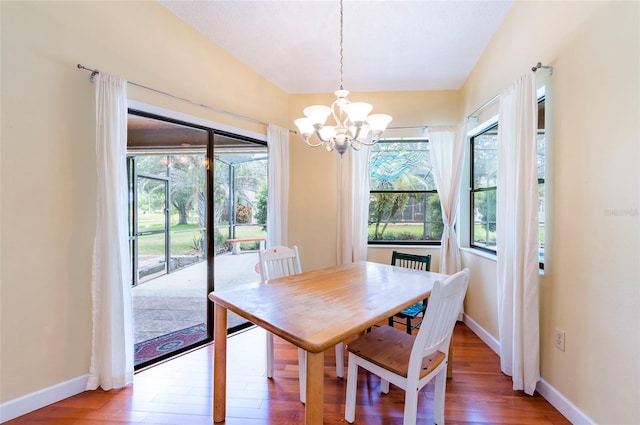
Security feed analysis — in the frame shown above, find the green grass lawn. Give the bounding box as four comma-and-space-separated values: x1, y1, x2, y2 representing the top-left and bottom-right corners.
138, 229, 204, 256
367, 223, 441, 241
137, 214, 267, 255
136, 212, 205, 256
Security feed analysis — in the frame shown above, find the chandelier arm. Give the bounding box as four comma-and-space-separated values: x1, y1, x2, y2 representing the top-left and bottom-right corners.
305, 138, 326, 148
352, 126, 362, 140
330, 97, 344, 127
357, 133, 382, 146
313, 129, 330, 144
357, 139, 378, 146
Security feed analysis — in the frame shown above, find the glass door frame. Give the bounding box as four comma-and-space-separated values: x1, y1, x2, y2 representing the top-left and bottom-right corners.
130, 165, 171, 287
128, 110, 215, 369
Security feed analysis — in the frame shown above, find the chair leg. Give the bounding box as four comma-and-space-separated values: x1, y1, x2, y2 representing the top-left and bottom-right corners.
266, 332, 274, 378
433, 366, 447, 425
388, 317, 394, 327
402, 388, 420, 425
335, 342, 344, 378
381, 378, 390, 394
345, 354, 359, 423
298, 348, 306, 403
406, 317, 412, 335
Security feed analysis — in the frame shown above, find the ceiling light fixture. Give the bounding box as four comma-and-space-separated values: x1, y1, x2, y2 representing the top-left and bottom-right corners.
294, 0, 392, 157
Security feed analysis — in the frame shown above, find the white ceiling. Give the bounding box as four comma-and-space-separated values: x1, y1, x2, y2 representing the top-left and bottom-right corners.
160, 0, 513, 94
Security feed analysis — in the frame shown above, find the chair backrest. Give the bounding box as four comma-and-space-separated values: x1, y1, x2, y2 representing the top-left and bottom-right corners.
258, 245, 302, 281
407, 269, 470, 375
391, 251, 431, 271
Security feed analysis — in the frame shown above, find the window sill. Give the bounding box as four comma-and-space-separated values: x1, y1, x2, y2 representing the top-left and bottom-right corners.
460, 247, 497, 261
368, 244, 441, 249
460, 247, 546, 275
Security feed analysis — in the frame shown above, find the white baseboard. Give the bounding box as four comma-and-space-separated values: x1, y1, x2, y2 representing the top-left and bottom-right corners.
462, 314, 500, 354
0, 374, 88, 423
535, 379, 596, 425
461, 314, 595, 425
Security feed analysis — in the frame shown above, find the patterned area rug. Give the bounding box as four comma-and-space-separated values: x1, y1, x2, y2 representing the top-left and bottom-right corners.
134, 323, 207, 366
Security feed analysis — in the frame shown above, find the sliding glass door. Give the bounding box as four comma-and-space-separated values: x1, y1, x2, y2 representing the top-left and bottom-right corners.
128, 113, 211, 369
127, 111, 268, 368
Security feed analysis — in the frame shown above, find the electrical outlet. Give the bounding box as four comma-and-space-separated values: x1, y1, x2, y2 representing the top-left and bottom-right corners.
554, 328, 565, 351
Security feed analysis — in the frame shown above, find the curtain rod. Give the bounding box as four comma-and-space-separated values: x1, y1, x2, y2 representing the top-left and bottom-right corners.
77, 64, 296, 133
467, 61, 553, 120
531, 61, 553, 74
78, 64, 428, 135
387, 125, 428, 131
466, 94, 499, 121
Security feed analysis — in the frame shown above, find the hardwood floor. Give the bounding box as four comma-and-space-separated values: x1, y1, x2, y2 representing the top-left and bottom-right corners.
6, 323, 570, 424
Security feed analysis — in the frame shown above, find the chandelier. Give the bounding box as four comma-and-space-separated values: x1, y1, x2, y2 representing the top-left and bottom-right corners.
294, 0, 392, 157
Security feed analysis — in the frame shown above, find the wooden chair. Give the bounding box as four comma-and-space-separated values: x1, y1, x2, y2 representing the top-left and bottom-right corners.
389, 251, 432, 334
345, 269, 470, 425
258, 245, 344, 403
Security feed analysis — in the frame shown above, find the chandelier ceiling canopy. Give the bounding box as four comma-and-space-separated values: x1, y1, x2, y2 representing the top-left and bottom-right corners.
294, 0, 392, 157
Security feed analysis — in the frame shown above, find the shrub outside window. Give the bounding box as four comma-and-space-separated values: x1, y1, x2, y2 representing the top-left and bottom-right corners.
368, 139, 442, 244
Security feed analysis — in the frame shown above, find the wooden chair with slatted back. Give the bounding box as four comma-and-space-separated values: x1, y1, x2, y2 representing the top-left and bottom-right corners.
345, 269, 470, 425
389, 250, 432, 334
258, 245, 344, 403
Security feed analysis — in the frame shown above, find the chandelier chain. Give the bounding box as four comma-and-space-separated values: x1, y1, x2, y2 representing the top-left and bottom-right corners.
339, 0, 344, 90
293, 0, 392, 156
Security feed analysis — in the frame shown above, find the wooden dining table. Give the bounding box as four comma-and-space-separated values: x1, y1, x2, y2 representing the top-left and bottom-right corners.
208, 260, 449, 425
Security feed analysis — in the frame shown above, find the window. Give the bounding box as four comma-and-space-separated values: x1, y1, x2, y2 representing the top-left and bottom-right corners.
536, 98, 546, 268
470, 124, 498, 252
468, 97, 546, 268
368, 139, 442, 244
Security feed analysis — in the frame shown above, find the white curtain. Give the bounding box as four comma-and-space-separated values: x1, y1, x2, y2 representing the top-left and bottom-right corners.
496, 71, 540, 395
266, 125, 289, 247
86, 73, 134, 391
337, 146, 371, 265
428, 124, 467, 275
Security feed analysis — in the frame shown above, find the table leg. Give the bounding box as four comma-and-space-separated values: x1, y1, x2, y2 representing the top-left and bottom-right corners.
213, 304, 227, 423
305, 351, 324, 425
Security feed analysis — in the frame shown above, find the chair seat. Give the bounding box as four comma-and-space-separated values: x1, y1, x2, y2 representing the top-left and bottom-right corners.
396, 302, 425, 319
347, 326, 445, 379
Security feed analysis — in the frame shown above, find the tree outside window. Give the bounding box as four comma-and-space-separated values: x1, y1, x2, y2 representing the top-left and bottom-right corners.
368, 140, 443, 244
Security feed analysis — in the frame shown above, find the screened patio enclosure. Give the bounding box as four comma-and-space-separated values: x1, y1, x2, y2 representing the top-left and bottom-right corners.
213, 151, 268, 256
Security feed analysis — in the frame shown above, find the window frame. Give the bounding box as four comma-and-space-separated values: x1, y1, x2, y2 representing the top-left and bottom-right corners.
469, 123, 499, 254
467, 96, 547, 270
368, 138, 442, 246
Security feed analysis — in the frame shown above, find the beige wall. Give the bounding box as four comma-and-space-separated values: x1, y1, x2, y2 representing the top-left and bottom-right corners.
0, 1, 287, 402
460, 2, 640, 424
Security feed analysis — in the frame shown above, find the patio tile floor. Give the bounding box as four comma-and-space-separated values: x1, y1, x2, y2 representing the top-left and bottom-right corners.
132, 251, 261, 344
